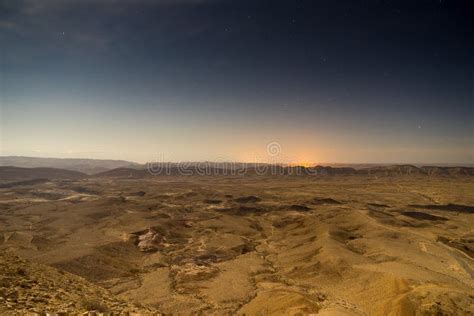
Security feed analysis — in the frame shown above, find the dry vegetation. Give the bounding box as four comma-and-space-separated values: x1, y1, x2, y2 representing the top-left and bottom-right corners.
0, 173, 473, 315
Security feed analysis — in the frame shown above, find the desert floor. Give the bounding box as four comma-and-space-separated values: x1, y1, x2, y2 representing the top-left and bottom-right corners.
0, 175, 473, 315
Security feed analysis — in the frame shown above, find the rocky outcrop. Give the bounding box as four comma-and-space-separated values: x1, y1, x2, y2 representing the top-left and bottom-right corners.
124, 228, 167, 252
138, 229, 167, 252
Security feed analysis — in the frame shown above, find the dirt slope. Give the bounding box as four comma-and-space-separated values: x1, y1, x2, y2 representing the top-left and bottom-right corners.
0, 251, 159, 315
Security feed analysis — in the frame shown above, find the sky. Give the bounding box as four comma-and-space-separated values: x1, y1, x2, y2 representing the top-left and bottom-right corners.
1, 0, 473, 164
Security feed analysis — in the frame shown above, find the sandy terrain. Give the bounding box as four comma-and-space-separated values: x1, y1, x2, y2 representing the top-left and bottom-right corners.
0, 174, 473, 315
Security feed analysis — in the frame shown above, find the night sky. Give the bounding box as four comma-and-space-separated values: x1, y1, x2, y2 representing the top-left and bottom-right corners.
1, 0, 473, 164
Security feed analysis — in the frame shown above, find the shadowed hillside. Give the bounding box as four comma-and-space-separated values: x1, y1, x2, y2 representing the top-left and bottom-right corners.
0, 157, 142, 175
0, 167, 87, 181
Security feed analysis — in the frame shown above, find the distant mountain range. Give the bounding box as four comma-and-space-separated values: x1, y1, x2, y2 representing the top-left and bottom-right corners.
0, 156, 142, 175
0, 161, 473, 181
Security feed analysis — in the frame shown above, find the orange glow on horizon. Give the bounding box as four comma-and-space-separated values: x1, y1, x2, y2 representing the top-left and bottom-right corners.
288, 161, 315, 167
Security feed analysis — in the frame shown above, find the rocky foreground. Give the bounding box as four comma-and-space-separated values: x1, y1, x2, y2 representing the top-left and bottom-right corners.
0, 251, 159, 315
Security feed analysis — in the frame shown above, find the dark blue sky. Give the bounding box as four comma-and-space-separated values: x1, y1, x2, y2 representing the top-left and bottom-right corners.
1, 0, 473, 163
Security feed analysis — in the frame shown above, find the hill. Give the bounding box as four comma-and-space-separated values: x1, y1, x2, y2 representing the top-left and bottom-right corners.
358, 165, 474, 176
421, 166, 474, 176
0, 156, 141, 175
0, 251, 158, 314
93, 167, 150, 178
359, 164, 424, 176
0, 167, 87, 181
92, 165, 474, 178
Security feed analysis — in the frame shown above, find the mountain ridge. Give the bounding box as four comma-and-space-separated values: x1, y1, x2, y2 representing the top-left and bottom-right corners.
1, 160, 473, 181
0, 156, 141, 175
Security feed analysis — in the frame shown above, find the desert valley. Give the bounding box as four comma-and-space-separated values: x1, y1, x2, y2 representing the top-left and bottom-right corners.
0, 162, 473, 315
